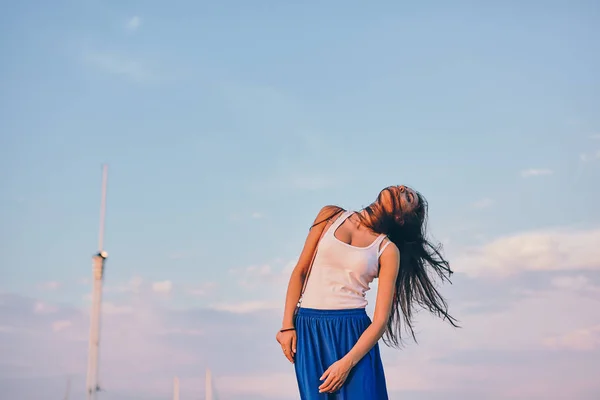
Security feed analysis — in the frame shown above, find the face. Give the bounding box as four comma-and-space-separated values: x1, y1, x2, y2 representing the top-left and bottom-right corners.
380, 185, 419, 216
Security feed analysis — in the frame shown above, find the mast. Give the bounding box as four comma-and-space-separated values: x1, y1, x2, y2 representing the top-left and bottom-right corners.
205, 369, 213, 400
63, 376, 71, 400
173, 376, 180, 400
85, 165, 109, 400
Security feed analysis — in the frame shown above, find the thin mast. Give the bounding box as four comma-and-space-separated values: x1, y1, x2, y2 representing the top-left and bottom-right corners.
63, 376, 71, 400
173, 376, 180, 400
206, 368, 213, 400
86, 165, 109, 400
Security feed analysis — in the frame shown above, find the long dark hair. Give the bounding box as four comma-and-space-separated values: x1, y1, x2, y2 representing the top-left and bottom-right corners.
313, 186, 459, 348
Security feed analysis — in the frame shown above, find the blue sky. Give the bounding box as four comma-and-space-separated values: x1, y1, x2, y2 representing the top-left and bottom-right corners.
1, 1, 600, 399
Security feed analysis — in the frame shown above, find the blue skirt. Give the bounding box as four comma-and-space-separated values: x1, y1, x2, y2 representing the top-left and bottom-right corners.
294, 307, 389, 399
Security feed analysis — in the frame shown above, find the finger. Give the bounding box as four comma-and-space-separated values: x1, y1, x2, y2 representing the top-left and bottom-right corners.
285, 342, 294, 362
318, 374, 335, 391
291, 334, 297, 354
330, 381, 343, 393
282, 347, 294, 363
327, 380, 340, 393
319, 377, 337, 393
319, 367, 330, 381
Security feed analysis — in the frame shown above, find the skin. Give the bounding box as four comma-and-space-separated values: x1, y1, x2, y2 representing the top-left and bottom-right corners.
276, 185, 419, 394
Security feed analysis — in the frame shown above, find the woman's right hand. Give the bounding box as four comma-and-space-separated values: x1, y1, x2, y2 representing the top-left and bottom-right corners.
276, 329, 297, 363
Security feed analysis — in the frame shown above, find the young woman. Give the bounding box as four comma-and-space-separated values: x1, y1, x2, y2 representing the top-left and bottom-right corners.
276, 185, 458, 399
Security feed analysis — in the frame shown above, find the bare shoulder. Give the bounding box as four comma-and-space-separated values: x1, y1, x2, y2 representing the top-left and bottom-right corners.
293, 205, 345, 275
378, 239, 400, 284
379, 238, 400, 261
310, 205, 345, 228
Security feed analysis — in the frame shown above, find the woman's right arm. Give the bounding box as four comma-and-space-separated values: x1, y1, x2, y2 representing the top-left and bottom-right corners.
276, 205, 343, 362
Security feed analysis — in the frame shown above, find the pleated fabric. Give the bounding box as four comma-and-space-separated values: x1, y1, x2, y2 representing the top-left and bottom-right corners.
294, 307, 389, 400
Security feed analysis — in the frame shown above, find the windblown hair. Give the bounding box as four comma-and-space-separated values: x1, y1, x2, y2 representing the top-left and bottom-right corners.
312, 186, 459, 348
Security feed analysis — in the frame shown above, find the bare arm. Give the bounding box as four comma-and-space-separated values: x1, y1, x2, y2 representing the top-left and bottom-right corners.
342, 241, 400, 366
276, 205, 343, 363
280, 205, 343, 329
318, 240, 400, 392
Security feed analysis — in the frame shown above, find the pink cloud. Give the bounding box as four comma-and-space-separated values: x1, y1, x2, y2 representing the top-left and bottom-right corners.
543, 325, 600, 351
455, 228, 600, 278
52, 320, 72, 332
38, 281, 61, 290
152, 280, 173, 294
2, 260, 600, 400
33, 301, 58, 314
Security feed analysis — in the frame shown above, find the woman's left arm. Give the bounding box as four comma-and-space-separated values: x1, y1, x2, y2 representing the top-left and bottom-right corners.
318, 242, 400, 393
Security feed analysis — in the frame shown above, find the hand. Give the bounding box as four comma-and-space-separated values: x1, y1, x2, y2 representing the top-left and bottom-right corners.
275, 329, 296, 363
318, 358, 353, 393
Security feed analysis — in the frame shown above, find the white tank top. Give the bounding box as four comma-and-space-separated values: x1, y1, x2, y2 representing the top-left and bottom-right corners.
300, 210, 391, 310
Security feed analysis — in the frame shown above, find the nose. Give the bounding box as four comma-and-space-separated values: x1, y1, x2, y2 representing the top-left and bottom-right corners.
398, 185, 405, 192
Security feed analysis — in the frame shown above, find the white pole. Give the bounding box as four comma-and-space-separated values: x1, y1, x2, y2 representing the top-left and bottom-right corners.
206, 369, 213, 400
173, 376, 180, 400
86, 165, 109, 400
63, 376, 71, 400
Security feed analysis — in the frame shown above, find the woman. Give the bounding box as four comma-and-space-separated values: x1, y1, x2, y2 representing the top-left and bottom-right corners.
276, 185, 458, 399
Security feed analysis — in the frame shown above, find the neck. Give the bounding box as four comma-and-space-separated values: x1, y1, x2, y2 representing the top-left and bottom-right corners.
357, 206, 376, 228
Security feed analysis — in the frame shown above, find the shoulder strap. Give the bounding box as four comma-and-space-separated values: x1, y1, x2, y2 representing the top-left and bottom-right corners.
377, 237, 392, 257
297, 209, 344, 308
326, 210, 351, 234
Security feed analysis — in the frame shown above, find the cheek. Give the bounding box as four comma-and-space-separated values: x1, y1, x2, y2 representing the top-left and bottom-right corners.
402, 198, 415, 214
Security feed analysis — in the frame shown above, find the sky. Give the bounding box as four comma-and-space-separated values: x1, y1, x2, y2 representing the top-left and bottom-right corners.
1, 0, 599, 399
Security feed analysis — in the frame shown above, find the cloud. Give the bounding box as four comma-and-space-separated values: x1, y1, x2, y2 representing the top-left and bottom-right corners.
471, 198, 493, 209
520, 168, 553, 178
103, 302, 134, 315
185, 282, 218, 297
2, 273, 600, 400
543, 325, 600, 351
52, 320, 72, 332
550, 275, 600, 292
228, 259, 295, 291
455, 228, 600, 278
379, 283, 600, 399
580, 150, 600, 163
157, 328, 204, 336
84, 51, 154, 83
0, 292, 293, 399
152, 280, 173, 294
33, 301, 58, 314
126, 16, 142, 31
209, 300, 281, 313
235, 264, 273, 277
216, 372, 297, 397
38, 281, 61, 290
106, 276, 215, 298
107, 276, 144, 294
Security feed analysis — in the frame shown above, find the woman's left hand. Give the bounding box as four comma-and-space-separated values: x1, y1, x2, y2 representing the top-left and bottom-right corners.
318, 358, 353, 393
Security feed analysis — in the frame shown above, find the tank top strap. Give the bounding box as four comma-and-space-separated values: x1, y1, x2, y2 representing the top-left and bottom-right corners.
325, 210, 352, 237
372, 234, 387, 252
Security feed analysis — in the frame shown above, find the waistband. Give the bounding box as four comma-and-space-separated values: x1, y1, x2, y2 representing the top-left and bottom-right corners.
297, 307, 367, 317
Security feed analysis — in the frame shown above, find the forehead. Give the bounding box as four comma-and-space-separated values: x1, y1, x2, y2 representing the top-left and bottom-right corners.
395, 185, 418, 205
